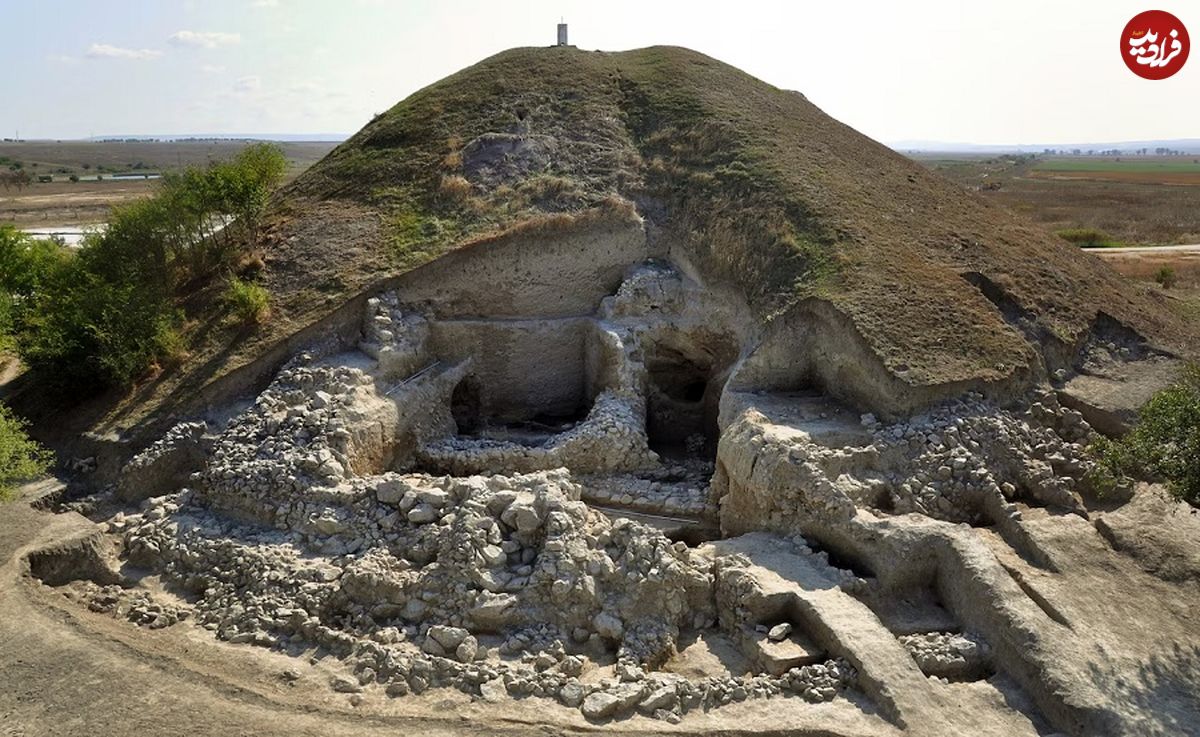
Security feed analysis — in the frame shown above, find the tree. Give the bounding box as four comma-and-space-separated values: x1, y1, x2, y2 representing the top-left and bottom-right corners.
7, 170, 32, 192
0, 143, 289, 394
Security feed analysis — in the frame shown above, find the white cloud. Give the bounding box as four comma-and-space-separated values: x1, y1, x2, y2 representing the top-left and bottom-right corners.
168, 31, 241, 48
86, 43, 162, 60
251, 0, 279, 7
235, 75, 262, 92
200, 64, 227, 74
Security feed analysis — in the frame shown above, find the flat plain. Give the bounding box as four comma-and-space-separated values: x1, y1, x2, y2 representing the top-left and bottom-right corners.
0, 139, 337, 226
912, 153, 1200, 305
912, 153, 1200, 246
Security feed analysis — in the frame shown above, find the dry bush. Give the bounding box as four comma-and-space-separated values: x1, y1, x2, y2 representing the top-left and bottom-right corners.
237, 251, 267, 278
438, 174, 473, 203
516, 174, 584, 210
442, 135, 463, 170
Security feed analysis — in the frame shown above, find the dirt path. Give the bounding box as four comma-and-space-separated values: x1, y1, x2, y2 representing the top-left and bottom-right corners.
1091, 243, 1200, 255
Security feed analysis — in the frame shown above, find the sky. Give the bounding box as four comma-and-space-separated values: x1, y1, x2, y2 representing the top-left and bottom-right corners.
1, 0, 1196, 145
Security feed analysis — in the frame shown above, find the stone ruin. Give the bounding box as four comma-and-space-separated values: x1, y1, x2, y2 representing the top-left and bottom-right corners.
29, 255, 1200, 736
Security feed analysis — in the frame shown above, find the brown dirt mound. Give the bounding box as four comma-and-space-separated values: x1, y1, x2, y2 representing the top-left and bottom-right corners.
52, 45, 1198, 449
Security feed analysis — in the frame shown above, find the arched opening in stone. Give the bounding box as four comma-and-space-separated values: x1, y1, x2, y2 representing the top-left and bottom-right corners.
644, 332, 735, 459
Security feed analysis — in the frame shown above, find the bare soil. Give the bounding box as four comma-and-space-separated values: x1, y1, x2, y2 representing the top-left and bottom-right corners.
0, 180, 156, 227
0, 140, 338, 227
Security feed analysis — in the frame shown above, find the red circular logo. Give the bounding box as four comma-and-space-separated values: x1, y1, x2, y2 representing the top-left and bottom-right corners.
1122, 10, 1189, 79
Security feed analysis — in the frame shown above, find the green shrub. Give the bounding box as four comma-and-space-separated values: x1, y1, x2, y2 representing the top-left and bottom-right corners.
0, 225, 71, 295
16, 265, 182, 389
1155, 266, 1177, 289
1056, 228, 1117, 248
1093, 364, 1200, 505
0, 403, 52, 501
225, 278, 270, 324
0, 144, 288, 395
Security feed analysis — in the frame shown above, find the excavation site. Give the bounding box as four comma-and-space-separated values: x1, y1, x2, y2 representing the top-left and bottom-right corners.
4, 44, 1200, 737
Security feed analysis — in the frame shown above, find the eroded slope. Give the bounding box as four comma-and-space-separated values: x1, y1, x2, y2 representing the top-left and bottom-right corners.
69, 45, 1196, 449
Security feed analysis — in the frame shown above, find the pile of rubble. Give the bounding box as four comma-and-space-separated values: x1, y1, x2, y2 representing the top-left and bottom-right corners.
720, 390, 1112, 535
898, 631, 992, 681
61, 580, 191, 630
578, 460, 714, 518
870, 393, 1102, 522
113, 454, 853, 719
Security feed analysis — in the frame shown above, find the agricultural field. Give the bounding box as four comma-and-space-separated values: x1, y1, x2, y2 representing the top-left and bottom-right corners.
0, 139, 337, 226
913, 152, 1200, 312
1029, 156, 1200, 185
913, 153, 1200, 247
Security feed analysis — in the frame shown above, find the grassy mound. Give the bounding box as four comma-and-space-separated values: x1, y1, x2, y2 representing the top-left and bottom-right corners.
37, 45, 1198, 441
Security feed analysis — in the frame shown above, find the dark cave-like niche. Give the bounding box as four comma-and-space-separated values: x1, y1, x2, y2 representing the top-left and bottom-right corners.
644, 332, 735, 459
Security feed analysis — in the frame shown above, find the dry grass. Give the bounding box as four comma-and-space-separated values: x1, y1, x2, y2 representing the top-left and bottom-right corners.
916, 155, 1200, 246
1095, 250, 1200, 288
1028, 170, 1200, 186
437, 174, 473, 203
442, 135, 464, 170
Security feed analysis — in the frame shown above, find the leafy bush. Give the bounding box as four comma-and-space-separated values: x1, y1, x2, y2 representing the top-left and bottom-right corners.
1093, 364, 1200, 505
225, 278, 270, 324
1155, 266, 1177, 289
144, 142, 288, 285
18, 267, 183, 387
0, 403, 52, 501
1056, 228, 1117, 248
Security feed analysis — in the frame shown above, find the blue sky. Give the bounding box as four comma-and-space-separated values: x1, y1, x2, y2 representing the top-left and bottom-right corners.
1, 0, 1195, 143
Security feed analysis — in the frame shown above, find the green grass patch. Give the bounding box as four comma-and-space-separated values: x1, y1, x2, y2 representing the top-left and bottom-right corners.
1035, 159, 1200, 173
224, 278, 270, 325
1056, 228, 1122, 248
383, 196, 465, 270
